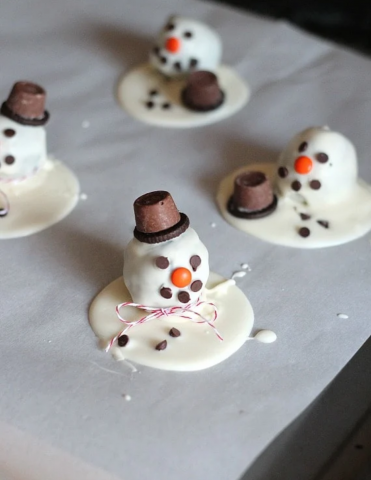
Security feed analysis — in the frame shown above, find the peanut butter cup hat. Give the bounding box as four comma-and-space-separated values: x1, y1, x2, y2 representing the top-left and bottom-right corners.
182, 71, 224, 112
1, 81, 49, 126
227, 171, 277, 219
133, 191, 189, 244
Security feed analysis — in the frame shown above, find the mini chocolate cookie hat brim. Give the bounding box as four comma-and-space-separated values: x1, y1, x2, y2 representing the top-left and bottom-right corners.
134, 212, 190, 243
227, 194, 278, 219
181, 70, 225, 112
1, 81, 49, 126
0, 102, 49, 126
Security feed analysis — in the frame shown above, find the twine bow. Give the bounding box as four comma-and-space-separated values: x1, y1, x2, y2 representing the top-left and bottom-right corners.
106, 299, 222, 351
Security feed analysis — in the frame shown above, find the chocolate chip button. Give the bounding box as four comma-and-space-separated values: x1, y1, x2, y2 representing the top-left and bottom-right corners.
189, 58, 198, 68
174, 61, 182, 71
298, 141, 308, 152
160, 56, 167, 64
291, 180, 302, 191
162, 102, 171, 109
309, 180, 321, 190
298, 227, 310, 237
3, 129, 16, 137
300, 213, 311, 220
5, 155, 15, 165
178, 291, 190, 304
191, 280, 202, 292
278, 166, 289, 178
160, 287, 172, 299
169, 328, 181, 337
155, 340, 167, 351
317, 220, 329, 229
118, 335, 129, 347
145, 101, 154, 109
149, 89, 158, 96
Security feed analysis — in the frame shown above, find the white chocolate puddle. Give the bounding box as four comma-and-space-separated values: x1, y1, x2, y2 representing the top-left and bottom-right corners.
217, 163, 371, 248
0, 158, 79, 239
89, 272, 254, 371
117, 63, 250, 128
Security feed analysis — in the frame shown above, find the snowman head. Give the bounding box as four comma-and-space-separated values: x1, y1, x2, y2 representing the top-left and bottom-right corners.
275, 126, 358, 207
0, 81, 49, 182
149, 15, 222, 78
123, 191, 210, 308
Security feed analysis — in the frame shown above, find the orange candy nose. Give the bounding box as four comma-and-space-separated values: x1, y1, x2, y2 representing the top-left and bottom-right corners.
294, 156, 313, 175
171, 267, 192, 288
165, 37, 181, 53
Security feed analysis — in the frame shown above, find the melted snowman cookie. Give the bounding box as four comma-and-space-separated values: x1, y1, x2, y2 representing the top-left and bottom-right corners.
217, 127, 371, 248
0, 81, 79, 239
149, 15, 221, 78
89, 191, 257, 371
117, 15, 250, 128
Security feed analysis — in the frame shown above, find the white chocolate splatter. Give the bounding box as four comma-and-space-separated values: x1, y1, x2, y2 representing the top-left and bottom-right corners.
337, 313, 349, 319
253, 330, 277, 343
241, 263, 251, 271
231, 271, 247, 280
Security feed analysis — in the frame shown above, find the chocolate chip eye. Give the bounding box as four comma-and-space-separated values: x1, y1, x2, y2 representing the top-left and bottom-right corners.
298, 142, 308, 152
5, 155, 15, 165
183, 31, 192, 38
166, 23, 175, 31
316, 152, 329, 163
190, 255, 201, 272
3, 129, 16, 137
155, 256, 169, 269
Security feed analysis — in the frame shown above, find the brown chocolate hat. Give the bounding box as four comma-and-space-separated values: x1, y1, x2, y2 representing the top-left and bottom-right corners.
133, 191, 189, 244
227, 171, 277, 219
182, 71, 224, 112
1, 81, 49, 126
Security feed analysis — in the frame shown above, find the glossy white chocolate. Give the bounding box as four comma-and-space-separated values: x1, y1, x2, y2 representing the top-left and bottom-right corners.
89, 273, 254, 372
150, 16, 222, 78
124, 228, 209, 308
217, 127, 371, 248
0, 115, 47, 182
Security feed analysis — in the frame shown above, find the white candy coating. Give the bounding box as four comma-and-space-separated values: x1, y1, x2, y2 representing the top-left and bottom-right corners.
123, 227, 209, 308
150, 15, 222, 78
0, 115, 47, 182
275, 126, 358, 207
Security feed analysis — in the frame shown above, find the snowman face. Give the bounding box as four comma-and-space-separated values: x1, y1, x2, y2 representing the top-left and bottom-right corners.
275, 127, 358, 207
0, 115, 47, 182
149, 15, 222, 78
123, 227, 210, 308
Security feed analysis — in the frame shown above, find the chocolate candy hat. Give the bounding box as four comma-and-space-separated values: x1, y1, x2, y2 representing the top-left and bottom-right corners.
133, 191, 189, 244
182, 71, 224, 112
227, 171, 277, 219
1, 81, 49, 126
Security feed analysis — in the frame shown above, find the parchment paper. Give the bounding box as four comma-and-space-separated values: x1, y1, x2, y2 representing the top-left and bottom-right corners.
0, 0, 370, 479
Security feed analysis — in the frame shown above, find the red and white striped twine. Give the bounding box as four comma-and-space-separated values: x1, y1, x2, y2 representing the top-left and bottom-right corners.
0, 190, 9, 216
106, 299, 222, 352
0, 167, 39, 217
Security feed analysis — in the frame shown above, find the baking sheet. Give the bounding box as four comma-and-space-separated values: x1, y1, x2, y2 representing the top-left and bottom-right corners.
1, 0, 371, 479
